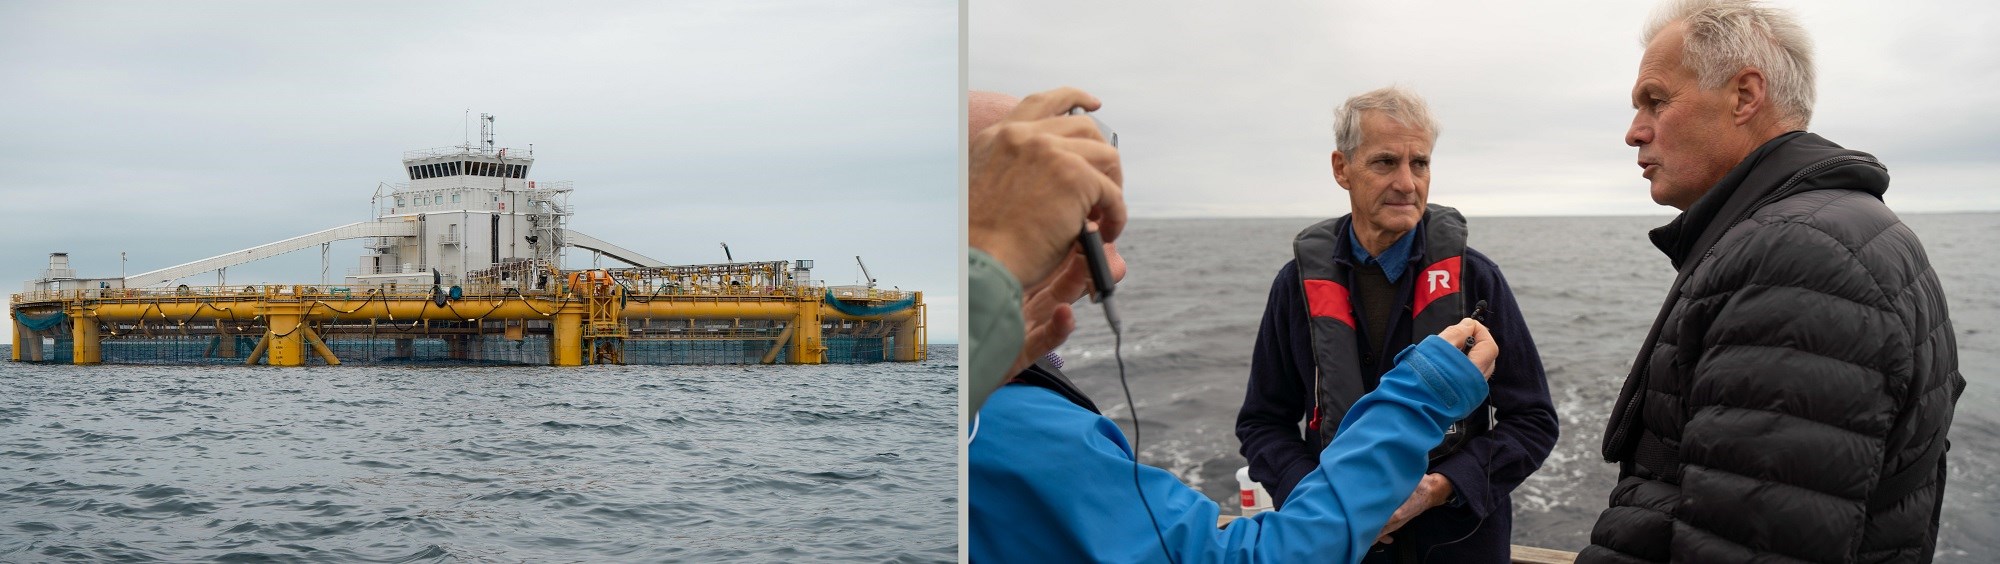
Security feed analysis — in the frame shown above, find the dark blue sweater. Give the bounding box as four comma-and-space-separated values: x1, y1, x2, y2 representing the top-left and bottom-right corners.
1236, 241, 1559, 563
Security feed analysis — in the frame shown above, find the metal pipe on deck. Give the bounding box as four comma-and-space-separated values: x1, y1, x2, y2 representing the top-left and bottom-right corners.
619, 300, 800, 320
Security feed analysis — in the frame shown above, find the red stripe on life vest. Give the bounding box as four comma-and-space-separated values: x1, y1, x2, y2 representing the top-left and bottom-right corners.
1412, 256, 1462, 317
1302, 279, 1354, 328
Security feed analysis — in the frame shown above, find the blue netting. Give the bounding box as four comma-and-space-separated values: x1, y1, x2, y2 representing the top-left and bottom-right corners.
623, 339, 772, 365
49, 337, 73, 364
12, 311, 67, 333
824, 337, 887, 364
822, 291, 914, 317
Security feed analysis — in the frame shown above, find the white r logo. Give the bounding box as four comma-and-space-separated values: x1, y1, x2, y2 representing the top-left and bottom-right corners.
1428, 270, 1451, 293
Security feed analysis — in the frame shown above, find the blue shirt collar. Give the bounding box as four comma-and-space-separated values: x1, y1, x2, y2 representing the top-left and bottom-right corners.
1348, 223, 1418, 284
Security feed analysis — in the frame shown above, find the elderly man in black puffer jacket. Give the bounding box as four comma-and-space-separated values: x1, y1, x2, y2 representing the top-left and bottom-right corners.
1580, 1, 1964, 563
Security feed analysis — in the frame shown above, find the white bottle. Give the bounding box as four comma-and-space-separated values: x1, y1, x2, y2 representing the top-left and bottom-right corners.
1235, 466, 1274, 516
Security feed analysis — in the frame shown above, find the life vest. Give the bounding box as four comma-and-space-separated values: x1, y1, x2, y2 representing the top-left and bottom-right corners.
1293, 204, 1489, 462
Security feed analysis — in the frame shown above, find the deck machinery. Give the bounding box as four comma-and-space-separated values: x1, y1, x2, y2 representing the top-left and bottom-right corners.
8, 116, 924, 366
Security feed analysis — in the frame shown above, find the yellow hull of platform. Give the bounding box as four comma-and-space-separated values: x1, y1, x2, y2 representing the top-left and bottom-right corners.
10, 285, 924, 367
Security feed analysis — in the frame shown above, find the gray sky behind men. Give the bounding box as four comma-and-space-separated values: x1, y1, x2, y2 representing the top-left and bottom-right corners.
0, 1, 959, 343
973, 0, 2000, 218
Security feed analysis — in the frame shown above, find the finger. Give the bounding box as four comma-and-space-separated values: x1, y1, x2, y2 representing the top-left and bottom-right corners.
1046, 254, 1097, 305
1467, 320, 1499, 378
1050, 151, 1126, 244
1105, 242, 1128, 284
1014, 303, 1076, 374
999, 113, 1112, 146
1436, 318, 1475, 345
1047, 114, 1113, 144
1012, 87, 1101, 120
1049, 134, 1122, 182
1085, 173, 1127, 243
1471, 338, 1499, 379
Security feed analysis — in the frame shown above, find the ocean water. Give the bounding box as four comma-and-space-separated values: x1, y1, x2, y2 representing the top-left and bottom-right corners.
0, 346, 958, 562
1052, 213, 1998, 558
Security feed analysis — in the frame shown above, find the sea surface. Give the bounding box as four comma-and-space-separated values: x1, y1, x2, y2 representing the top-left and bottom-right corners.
0, 345, 958, 562
1053, 213, 1997, 559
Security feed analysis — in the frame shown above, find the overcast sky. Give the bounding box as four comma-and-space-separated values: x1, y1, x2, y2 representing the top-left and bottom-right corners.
973, 0, 2000, 218
1, 1, 959, 344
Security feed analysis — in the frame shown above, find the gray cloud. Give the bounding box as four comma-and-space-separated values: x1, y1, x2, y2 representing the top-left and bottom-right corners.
1, 0, 959, 343
973, 0, 2000, 218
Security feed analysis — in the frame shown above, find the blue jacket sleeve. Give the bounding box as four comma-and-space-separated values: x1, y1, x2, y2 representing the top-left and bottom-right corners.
972, 336, 1488, 563
1427, 250, 1559, 520
1235, 262, 1319, 508
1212, 336, 1491, 563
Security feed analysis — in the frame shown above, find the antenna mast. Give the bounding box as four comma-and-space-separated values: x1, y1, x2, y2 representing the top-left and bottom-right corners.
479, 113, 496, 154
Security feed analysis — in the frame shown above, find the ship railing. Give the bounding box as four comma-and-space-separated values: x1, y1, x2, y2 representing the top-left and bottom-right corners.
401, 146, 537, 161
519, 180, 573, 192
621, 283, 821, 300
376, 180, 570, 198
9, 284, 575, 304
827, 286, 918, 302
348, 264, 434, 276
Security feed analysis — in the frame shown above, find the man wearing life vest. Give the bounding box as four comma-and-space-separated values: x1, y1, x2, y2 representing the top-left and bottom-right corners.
970, 87, 1504, 564
1235, 86, 1560, 563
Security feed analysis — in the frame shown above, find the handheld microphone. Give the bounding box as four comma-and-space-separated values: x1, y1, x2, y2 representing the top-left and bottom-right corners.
1068, 107, 1122, 334
1461, 299, 1489, 352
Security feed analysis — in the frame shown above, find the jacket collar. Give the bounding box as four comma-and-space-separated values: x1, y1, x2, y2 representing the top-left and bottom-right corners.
1647, 131, 1881, 269
1347, 222, 1420, 283
1332, 214, 1429, 272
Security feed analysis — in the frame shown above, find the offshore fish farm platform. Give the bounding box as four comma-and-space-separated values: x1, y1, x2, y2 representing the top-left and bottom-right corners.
8, 116, 924, 367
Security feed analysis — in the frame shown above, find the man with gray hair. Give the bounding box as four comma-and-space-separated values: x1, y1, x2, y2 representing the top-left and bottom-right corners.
1580, 1, 1961, 562
1235, 86, 1558, 563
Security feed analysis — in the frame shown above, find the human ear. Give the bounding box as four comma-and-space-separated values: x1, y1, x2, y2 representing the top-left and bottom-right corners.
1331, 151, 1352, 191
1731, 67, 1767, 126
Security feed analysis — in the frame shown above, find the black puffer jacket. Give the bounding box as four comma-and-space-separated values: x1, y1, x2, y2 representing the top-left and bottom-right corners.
1579, 132, 1963, 563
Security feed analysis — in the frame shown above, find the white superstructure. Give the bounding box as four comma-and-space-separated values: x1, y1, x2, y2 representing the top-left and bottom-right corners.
17, 114, 667, 293
355, 114, 666, 289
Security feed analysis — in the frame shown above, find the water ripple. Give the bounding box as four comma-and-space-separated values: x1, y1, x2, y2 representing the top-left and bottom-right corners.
0, 346, 957, 561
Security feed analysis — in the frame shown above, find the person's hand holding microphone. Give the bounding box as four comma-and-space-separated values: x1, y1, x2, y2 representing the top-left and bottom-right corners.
968, 87, 1125, 291
1436, 318, 1498, 379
